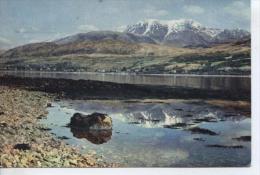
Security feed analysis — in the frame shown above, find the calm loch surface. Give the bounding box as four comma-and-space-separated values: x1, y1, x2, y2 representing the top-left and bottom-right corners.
41, 100, 251, 167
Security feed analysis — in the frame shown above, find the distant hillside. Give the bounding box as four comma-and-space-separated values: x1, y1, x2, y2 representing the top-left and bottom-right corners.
0, 39, 142, 58
55, 31, 156, 45
0, 35, 251, 75
0, 49, 5, 55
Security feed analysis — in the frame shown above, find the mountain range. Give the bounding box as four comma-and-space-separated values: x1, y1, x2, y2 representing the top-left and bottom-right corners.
0, 19, 250, 54
53, 19, 250, 48
125, 19, 250, 47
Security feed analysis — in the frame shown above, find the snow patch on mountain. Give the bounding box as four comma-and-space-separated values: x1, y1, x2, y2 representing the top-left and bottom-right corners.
125, 19, 250, 47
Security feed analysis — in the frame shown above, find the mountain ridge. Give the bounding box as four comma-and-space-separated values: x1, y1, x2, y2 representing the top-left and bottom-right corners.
125, 19, 250, 47
54, 31, 157, 45
0, 18, 251, 54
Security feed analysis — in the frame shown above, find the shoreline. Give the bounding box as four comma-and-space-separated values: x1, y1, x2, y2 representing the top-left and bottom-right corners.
0, 86, 116, 168
0, 76, 251, 101
0, 70, 251, 77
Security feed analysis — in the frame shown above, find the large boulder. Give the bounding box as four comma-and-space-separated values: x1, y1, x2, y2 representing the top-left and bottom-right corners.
69, 112, 112, 130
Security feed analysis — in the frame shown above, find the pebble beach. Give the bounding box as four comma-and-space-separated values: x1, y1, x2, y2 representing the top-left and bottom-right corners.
0, 86, 115, 168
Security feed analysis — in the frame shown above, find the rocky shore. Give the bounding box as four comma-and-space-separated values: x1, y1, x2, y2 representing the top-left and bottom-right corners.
0, 76, 251, 101
0, 86, 115, 168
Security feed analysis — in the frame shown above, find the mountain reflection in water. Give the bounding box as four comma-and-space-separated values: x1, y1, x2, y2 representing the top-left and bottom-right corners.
41, 100, 251, 167
70, 101, 248, 129
70, 128, 112, 144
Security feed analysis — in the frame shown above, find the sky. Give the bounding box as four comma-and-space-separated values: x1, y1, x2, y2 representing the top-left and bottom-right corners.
0, 0, 251, 48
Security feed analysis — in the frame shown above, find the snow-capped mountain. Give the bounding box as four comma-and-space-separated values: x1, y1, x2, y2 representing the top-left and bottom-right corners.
125, 19, 250, 47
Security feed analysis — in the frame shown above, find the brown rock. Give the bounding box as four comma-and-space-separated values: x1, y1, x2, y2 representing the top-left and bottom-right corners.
69, 112, 112, 130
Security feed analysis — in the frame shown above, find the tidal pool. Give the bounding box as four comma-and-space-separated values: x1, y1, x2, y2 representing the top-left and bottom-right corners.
41, 100, 251, 167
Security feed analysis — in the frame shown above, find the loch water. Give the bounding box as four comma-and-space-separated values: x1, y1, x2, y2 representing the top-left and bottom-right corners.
41, 99, 251, 167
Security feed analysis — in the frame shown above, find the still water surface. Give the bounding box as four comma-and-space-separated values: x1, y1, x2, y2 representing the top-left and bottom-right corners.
41, 100, 251, 167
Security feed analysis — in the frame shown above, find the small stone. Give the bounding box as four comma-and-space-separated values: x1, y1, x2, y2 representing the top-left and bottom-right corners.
13, 143, 31, 151
37, 161, 41, 167
232, 136, 251, 142
69, 159, 78, 165
0, 122, 8, 127
47, 103, 52, 107
58, 136, 70, 140
63, 160, 70, 167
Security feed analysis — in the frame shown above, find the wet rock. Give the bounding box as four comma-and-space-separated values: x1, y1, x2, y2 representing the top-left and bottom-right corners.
148, 119, 161, 122
188, 127, 218, 136
192, 117, 218, 123
175, 108, 183, 111
47, 103, 53, 107
39, 127, 52, 131
37, 115, 46, 119
128, 121, 141, 124
232, 136, 251, 142
54, 98, 61, 102
193, 138, 206, 142
224, 113, 237, 117
58, 136, 70, 140
206, 144, 243, 149
164, 123, 188, 129
24, 126, 32, 130
13, 143, 31, 150
71, 128, 112, 144
69, 112, 112, 130
183, 114, 193, 117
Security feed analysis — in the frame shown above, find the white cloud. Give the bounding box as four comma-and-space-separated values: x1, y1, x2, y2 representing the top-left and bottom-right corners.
115, 25, 127, 32
50, 32, 69, 40
15, 26, 39, 34
28, 39, 41, 43
183, 5, 205, 15
37, 32, 71, 42
77, 24, 99, 32
24, 32, 71, 44
224, 1, 250, 21
0, 36, 12, 44
0, 36, 12, 49
143, 6, 169, 17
